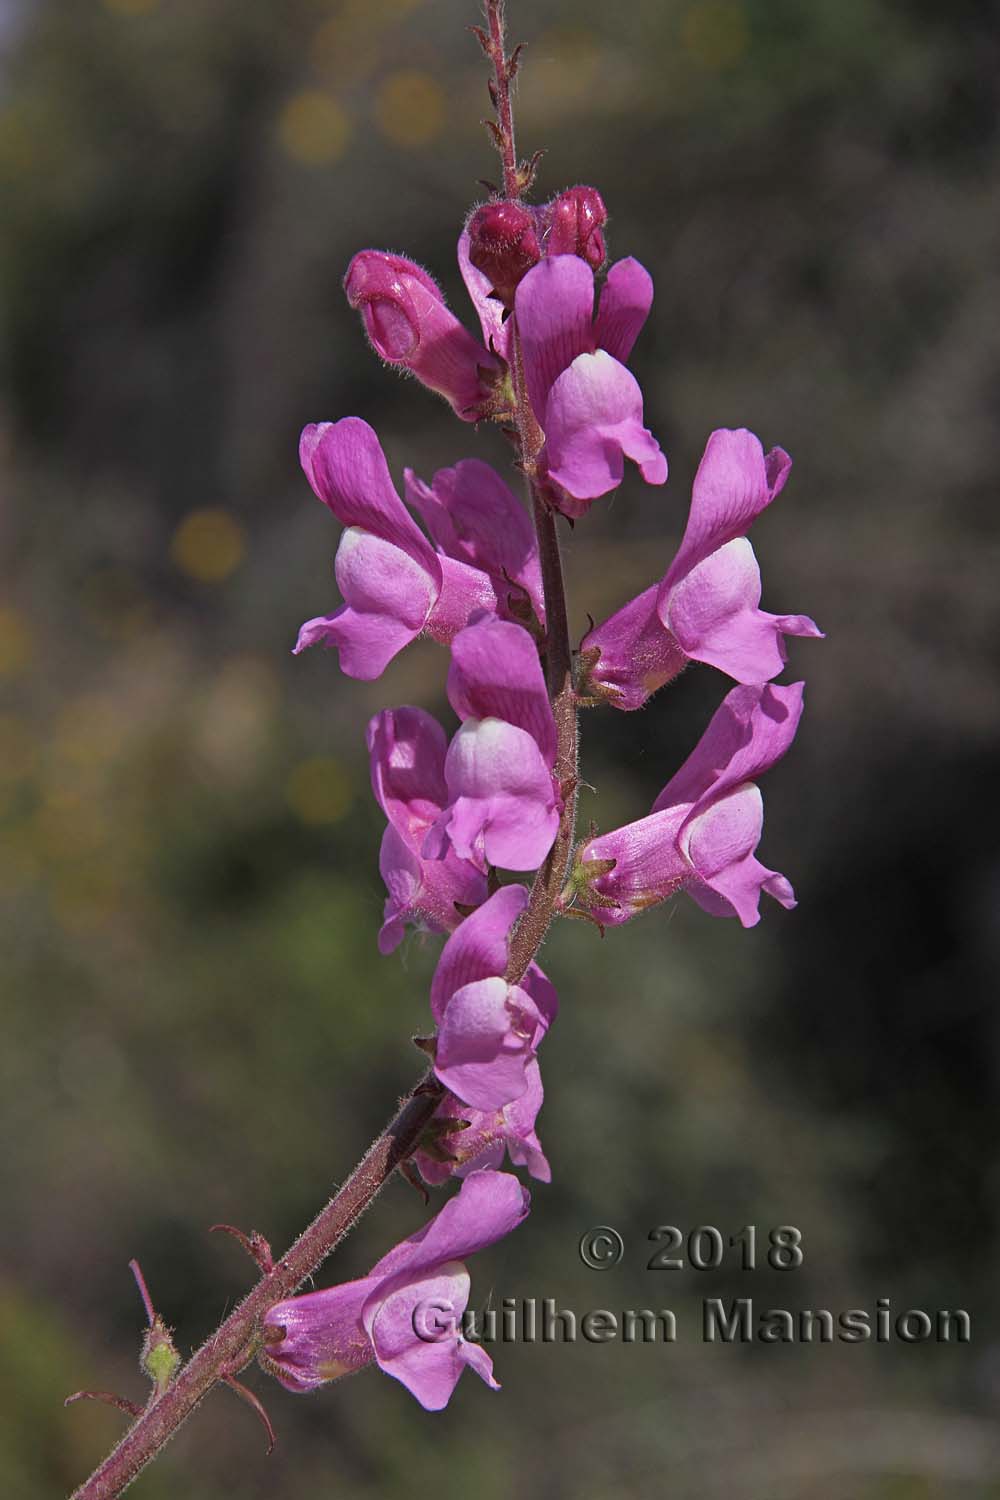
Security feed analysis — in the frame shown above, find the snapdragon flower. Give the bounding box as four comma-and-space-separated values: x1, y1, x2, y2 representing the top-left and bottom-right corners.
367, 706, 488, 954
428, 883, 558, 1112
424, 615, 561, 873
581, 429, 822, 707
262, 1171, 530, 1410
413, 1059, 550, 1186
514, 253, 667, 514
295, 418, 541, 679
572, 682, 803, 928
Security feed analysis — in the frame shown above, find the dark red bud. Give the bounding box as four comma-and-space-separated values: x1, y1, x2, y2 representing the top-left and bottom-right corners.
466, 201, 542, 307
545, 185, 608, 271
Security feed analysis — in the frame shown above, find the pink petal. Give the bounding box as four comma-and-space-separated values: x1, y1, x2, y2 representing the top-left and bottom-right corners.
412, 1057, 550, 1186
299, 418, 439, 573
543, 351, 668, 505
293, 605, 420, 680
334, 527, 436, 629
425, 554, 501, 644
688, 858, 797, 926
581, 582, 687, 710
661, 429, 790, 592
262, 1277, 378, 1393
435, 975, 542, 1110
365, 1265, 474, 1410
431, 718, 559, 872
369, 1169, 531, 1282
376, 824, 486, 955
514, 254, 597, 423
653, 682, 804, 816
458, 229, 512, 364
428, 885, 529, 1023
683, 782, 797, 927
663, 537, 822, 684
367, 706, 449, 830
582, 804, 690, 924
593, 257, 654, 364
447, 617, 557, 767
405, 460, 545, 623
294, 527, 436, 678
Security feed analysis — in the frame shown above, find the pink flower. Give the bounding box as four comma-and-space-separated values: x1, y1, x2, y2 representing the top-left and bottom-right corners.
575, 682, 804, 928
404, 458, 545, 628
367, 707, 488, 954
344, 251, 505, 420
295, 418, 516, 679
582, 429, 823, 708
424, 616, 560, 872
262, 1171, 530, 1410
429, 884, 558, 1112
413, 1059, 550, 1186
514, 254, 667, 515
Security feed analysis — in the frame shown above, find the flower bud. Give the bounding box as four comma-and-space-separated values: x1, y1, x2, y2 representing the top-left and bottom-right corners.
466, 201, 541, 308
344, 250, 504, 419
544, 185, 608, 270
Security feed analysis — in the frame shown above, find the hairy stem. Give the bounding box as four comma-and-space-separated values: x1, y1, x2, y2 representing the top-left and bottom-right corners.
505, 349, 579, 984
70, 1077, 444, 1499
484, 0, 521, 199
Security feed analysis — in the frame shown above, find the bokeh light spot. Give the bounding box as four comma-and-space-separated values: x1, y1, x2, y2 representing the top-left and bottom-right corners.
375, 71, 445, 148
278, 91, 351, 166
682, 2, 749, 70
0, 606, 31, 677
286, 757, 352, 826
171, 510, 246, 584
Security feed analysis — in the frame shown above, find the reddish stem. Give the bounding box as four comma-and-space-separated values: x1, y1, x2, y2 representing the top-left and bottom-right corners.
70, 1077, 444, 1499
128, 1260, 156, 1328
484, 0, 521, 199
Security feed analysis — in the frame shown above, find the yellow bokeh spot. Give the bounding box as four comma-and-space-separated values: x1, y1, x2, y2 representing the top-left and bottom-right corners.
286, 757, 352, 826
0, 607, 31, 678
682, 2, 749, 70
103, 0, 159, 15
375, 70, 445, 149
171, 509, 246, 584
278, 91, 351, 166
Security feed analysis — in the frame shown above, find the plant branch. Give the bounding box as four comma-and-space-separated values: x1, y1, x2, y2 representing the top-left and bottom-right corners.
483, 0, 521, 199
504, 330, 580, 984
70, 1076, 444, 1499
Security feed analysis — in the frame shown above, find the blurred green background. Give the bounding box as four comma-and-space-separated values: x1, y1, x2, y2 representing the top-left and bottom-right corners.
3, 0, 999, 1495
